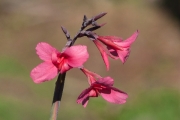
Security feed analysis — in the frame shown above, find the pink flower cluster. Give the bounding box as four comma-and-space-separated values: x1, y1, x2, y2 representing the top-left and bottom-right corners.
30, 14, 138, 107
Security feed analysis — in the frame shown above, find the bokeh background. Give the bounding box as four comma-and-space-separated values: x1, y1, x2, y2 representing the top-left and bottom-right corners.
0, 0, 180, 119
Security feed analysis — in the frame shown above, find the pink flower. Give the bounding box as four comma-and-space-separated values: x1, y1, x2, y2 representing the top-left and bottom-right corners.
77, 68, 128, 107
93, 31, 138, 70
30, 42, 89, 83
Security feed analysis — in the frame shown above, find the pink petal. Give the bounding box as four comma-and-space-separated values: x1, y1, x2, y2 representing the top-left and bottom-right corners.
59, 62, 72, 74
81, 68, 102, 85
101, 50, 109, 70
99, 36, 123, 42
77, 88, 91, 107
30, 62, 58, 83
117, 50, 130, 63
99, 87, 128, 104
51, 51, 59, 64
36, 42, 60, 62
87, 75, 97, 85
83, 68, 102, 79
115, 30, 139, 48
89, 89, 98, 97
63, 45, 89, 67
96, 77, 114, 86
93, 40, 109, 70
98, 37, 124, 51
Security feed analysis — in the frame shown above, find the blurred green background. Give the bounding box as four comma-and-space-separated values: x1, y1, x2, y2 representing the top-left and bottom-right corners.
0, 0, 180, 119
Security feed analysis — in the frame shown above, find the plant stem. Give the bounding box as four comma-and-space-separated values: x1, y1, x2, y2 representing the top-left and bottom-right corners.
50, 73, 66, 120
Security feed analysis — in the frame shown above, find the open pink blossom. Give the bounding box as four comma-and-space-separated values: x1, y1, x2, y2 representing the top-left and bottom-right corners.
93, 31, 138, 70
77, 68, 128, 107
30, 42, 89, 83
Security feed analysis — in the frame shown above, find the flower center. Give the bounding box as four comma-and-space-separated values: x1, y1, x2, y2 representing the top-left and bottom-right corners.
51, 51, 66, 70
93, 83, 106, 90
89, 89, 98, 97
56, 56, 65, 69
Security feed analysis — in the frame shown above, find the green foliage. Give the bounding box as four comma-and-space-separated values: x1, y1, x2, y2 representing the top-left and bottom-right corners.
0, 95, 49, 120
0, 57, 27, 76
116, 89, 180, 120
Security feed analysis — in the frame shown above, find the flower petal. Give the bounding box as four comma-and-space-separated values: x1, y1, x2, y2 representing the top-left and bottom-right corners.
99, 87, 128, 104
81, 68, 102, 85
93, 40, 109, 70
99, 36, 123, 42
115, 30, 139, 48
63, 45, 89, 67
96, 77, 114, 86
30, 62, 58, 83
36, 42, 60, 61
117, 49, 130, 63
98, 36, 124, 51
77, 88, 91, 107
59, 62, 72, 74
101, 50, 109, 70
89, 89, 98, 97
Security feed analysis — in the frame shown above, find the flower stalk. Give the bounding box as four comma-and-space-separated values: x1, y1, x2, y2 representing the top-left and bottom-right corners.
49, 12, 107, 120
50, 73, 66, 120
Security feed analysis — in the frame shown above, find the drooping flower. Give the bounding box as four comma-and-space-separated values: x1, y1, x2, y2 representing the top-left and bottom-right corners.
77, 68, 128, 107
93, 31, 138, 70
30, 42, 89, 83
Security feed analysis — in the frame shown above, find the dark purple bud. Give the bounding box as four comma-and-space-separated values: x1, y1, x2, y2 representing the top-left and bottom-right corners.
61, 26, 71, 40
83, 15, 88, 22
61, 26, 68, 34
86, 23, 106, 31
93, 12, 107, 21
